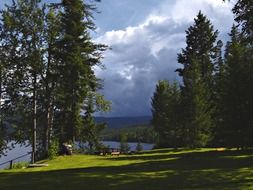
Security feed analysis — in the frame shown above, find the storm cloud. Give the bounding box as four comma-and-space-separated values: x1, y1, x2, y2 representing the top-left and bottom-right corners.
95, 0, 234, 116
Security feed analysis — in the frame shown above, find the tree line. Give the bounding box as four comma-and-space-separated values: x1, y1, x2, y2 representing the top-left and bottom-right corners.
152, 0, 253, 149
100, 125, 157, 144
0, 0, 110, 162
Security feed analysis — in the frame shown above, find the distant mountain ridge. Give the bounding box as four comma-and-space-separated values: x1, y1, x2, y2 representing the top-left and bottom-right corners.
94, 116, 152, 129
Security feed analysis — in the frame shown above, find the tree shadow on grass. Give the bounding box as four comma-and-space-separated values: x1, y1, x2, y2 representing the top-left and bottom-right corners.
1, 150, 253, 190
109, 149, 253, 163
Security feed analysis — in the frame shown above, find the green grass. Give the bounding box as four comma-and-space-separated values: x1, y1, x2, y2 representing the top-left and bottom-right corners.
1, 148, 253, 190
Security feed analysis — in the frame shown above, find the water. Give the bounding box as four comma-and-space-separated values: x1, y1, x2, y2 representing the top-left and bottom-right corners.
101, 141, 154, 151
0, 141, 31, 169
0, 141, 154, 169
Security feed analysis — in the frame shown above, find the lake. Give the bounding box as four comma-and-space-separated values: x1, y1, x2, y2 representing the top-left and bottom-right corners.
0, 142, 31, 170
101, 141, 154, 151
0, 141, 154, 169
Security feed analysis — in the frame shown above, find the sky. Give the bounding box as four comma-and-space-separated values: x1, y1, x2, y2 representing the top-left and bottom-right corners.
93, 0, 235, 117
0, 0, 235, 117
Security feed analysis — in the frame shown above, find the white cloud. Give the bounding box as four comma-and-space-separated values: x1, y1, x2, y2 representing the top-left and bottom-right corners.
170, 0, 232, 22
95, 0, 234, 116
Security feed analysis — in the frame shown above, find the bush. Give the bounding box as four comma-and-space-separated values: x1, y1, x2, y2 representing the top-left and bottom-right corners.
48, 138, 59, 159
136, 142, 143, 152
120, 133, 130, 153
10, 162, 29, 169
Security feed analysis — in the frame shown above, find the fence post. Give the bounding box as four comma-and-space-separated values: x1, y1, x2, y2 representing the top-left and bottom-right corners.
9, 160, 13, 169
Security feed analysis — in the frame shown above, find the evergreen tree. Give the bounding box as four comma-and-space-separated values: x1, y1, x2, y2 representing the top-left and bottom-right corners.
214, 40, 224, 73
211, 39, 224, 147
176, 11, 218, 147
120, 133, 130, 153
225, 0, 253, 148
233, 0, 253, 42
136, 141, 143, 152
152, 80, 170, 147
186, 60, 214, 147
151, 80, 181, 148
55, 0, 107, 143
218, 25, 248, 148
177, 11, 218, 87
80, 90, 110, 153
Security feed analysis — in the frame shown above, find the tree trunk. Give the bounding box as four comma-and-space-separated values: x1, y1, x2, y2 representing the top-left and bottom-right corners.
44, 104, 50, 153
45, 98, 54, 153
32, 74, 37, 164
0, 70, 3, 128
48, 100, 54, 148
0, 70, 4, 148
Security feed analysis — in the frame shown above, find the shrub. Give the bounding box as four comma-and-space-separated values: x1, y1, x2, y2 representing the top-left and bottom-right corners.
48, 138, 59, 159
120, 133, 130, 153
10, 162, 29, 169
136, 142, 143, 152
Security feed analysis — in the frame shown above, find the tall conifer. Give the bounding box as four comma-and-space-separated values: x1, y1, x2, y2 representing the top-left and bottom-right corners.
176, 12, 218, 147
151, 80, 181, 148
55, 0, 106, 143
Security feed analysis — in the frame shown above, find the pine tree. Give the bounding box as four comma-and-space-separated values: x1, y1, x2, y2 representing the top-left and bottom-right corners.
176, 11, 218, 147
151, 80, 181, 148
188, 60, 214, 147
218, 25, 248, 148
152, 80, 170, 147
55, 0, 107, 143
80, 90, 110, 153
233, 0, 253, 42
211, 39, 224, 147
229, 0, 253, 148
120, 133, 130, 153
136, 141, 143, 152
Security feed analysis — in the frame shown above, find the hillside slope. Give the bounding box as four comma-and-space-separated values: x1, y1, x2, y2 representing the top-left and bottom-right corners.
95, 116, 152, 129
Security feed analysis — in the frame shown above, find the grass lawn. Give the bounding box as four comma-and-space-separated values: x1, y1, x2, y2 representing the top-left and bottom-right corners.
1, 148, 253, 190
